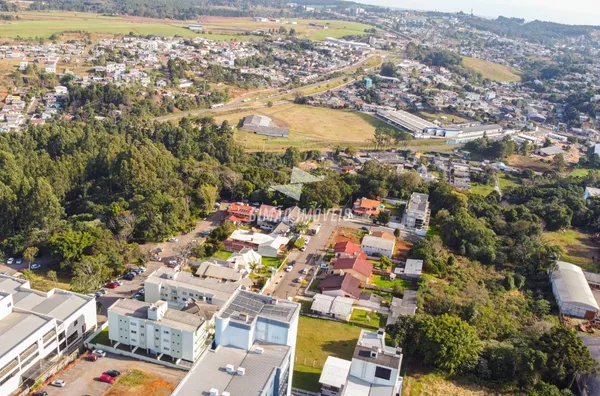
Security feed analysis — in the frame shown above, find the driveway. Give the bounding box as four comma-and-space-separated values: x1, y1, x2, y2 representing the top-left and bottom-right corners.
40, 351, 186, 396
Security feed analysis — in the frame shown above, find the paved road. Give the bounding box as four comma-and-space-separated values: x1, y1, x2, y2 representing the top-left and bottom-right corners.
40, 351, 186, 396
267, 212, 400, 299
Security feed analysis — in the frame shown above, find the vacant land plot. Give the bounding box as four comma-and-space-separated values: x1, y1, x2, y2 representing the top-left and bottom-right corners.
470, 182, 495, 196
371, 275, 413, 291
498, 173, 521, 191
402, 371, 496, 396
293, 316, 363, 391
216, 103, 383, 151
545, 229, 599, 270
570, 168, 600, 178
462, 56, 521, 83
106, 369, 176, 396
507, 154, 552, 172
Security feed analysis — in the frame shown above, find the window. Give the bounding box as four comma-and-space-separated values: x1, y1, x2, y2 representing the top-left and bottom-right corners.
163, 330, 169, 334
131, 330, 137, 334
374, 366, 392, 380
73, 320, 78, 326
131, 322, 137, 326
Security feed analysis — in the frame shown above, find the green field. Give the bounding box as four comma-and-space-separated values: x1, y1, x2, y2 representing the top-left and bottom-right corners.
0, 12, 372, 40
371, 275, 412, 290
462, 56, 521, 83
569, 168, 599, 177
212, 250, 233, 260
545, 229, 599, 270
402, 371, 497, 396
470, 182, 495, 196
293, 316, 363, 391
0, 12, 200, 38
498, 173, 521, 191
349, 308, 387, 328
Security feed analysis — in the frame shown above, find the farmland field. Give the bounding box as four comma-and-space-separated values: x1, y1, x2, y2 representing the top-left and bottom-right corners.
0, 12, 372, 40
462, 56, 521, 83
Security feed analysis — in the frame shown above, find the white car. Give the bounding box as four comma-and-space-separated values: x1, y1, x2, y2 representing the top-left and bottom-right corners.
167, 237, 179, 242
51, 380, 66, 387
6, 258, 14, 265
30, 263, 41, 270
93, 349, 107, 357
285, 265, 293, 272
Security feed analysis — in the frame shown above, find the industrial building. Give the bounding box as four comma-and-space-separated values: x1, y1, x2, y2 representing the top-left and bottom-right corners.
0, 275, 97, 395
242, 115, 290, 138
376, 109, 436, 134
550, 261, 599, 319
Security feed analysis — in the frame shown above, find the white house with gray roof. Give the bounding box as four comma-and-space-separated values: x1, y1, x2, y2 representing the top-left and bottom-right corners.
0, 275, 96, 395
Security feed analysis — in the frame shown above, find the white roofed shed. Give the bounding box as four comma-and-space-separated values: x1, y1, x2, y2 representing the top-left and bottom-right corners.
551, 261, 599, 319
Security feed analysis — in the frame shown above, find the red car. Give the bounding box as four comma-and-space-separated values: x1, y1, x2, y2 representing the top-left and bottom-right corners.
105, 282, 118, 289
98, 373, 115, 384
86, 354, 98, 362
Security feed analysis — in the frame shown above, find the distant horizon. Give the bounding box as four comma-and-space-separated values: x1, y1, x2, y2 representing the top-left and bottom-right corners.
356, 0, 600, 27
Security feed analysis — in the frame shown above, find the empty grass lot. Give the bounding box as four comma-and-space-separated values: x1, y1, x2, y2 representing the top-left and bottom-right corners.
544, 229, 599, 270
470, 182, 495, 196
402, 371, 496, 396
293, 316, 363, 392
349, 308, 387, 328
216, 103, 388, 151
106, 369, 176, 396
370, 275, 413, 291
462, 57, 521, 83
211, 250, 232, 260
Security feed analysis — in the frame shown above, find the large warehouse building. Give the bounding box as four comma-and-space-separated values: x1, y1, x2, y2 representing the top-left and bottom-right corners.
551, 261, 599, 319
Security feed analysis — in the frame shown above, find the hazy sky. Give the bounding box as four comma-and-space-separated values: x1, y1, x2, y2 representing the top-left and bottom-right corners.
358, 0, 600, 26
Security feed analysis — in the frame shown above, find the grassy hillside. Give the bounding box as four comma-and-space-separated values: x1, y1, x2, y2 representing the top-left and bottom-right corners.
462, 56, 521, 82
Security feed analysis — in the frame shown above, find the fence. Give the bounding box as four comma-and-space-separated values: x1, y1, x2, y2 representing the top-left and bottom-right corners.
292, 387, 321, 396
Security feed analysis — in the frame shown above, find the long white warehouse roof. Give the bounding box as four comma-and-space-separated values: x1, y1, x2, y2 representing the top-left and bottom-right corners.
552, 261, 599, 311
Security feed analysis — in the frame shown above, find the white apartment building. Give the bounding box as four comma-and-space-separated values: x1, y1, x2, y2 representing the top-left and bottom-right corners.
0, 275, 97, 395
108, 299, 209, 363
404, 192, 430, 234
144, 267, 240, 309
320, 329, 403, 396
172, 290, 300, 396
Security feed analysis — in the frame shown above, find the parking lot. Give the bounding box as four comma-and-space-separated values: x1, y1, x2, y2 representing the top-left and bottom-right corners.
39, 351, 186, 396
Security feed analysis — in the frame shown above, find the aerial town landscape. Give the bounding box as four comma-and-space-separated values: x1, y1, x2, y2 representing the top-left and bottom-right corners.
2, 0, 600, 395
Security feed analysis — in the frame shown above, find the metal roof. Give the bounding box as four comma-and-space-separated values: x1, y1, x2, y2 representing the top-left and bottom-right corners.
173, 342, 290, 396
0, 309, 52, 359
407, 193, 429, 213
320, 356, 351, 388
552, 261, 599, 311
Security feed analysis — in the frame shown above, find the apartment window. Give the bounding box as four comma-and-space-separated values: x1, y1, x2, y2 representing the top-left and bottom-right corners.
374, 366, 392, 380
163, 339, 169, 342
131, 322, 137, 326
164, 347, 170, 351
140, 325, 145, 329
73, 320, 78, 326
131, 339, 137, 343
163, 330, 169, 334
131, 330, 137, 334
182, 291, 187, 296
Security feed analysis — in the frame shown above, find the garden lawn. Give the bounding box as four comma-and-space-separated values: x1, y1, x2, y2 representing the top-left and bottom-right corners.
293, 316, 363, 392
371, 275, 413, 290
262, 256, 283, 268
349, 308, 387, 328
212, 250, 232, 260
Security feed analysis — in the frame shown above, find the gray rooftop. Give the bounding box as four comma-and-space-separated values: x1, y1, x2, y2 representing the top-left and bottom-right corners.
219, 290, 299, 325
146, 267, 240, 303
0, 307, 52, 358
109, 299, 205, 333
353, 330, 402, 369
173, 342, 291, 396
407, 193, 429, 213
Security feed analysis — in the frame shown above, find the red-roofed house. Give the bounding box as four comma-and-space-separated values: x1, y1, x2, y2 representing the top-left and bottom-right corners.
330, 256, 373, 284
225, 202, 254, 224
333, 241, 367, 260
320, 273, 362, 299
352, 197, 382, 218
257, 204, 282, 230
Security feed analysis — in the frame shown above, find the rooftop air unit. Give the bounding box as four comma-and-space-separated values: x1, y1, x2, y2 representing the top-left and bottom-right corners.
226, 364, 235, 374
237, 367, 246, 376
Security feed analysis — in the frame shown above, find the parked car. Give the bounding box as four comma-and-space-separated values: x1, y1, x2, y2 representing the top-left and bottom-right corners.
300, 268, 308, 275
51, 380, 66, 387
199, 230, 211, 237
134, 293, 144, 300
300, 246, 307, 252
0, 271, 7, 275
6, 257, 14, 265
33, 392, 48, 396
98, 373, 115, 384
105, 282, 118, 289
15, 258, 22, 265
157, 247, 164, 253
86, 353, 98, 362
285, 266, 293, 272
123, 273, 135, 281
104, 370, 121, 378
294, 277, 304, 283
167, 237, 179, 242
93, 349, 107, 357
97, 289, 107, 295
30, 263, 41, 270
138, 266, 146, 272
139, 288, 145, 295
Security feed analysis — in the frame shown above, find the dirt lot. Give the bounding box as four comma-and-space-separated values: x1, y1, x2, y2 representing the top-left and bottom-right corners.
39, 351, 186, 396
